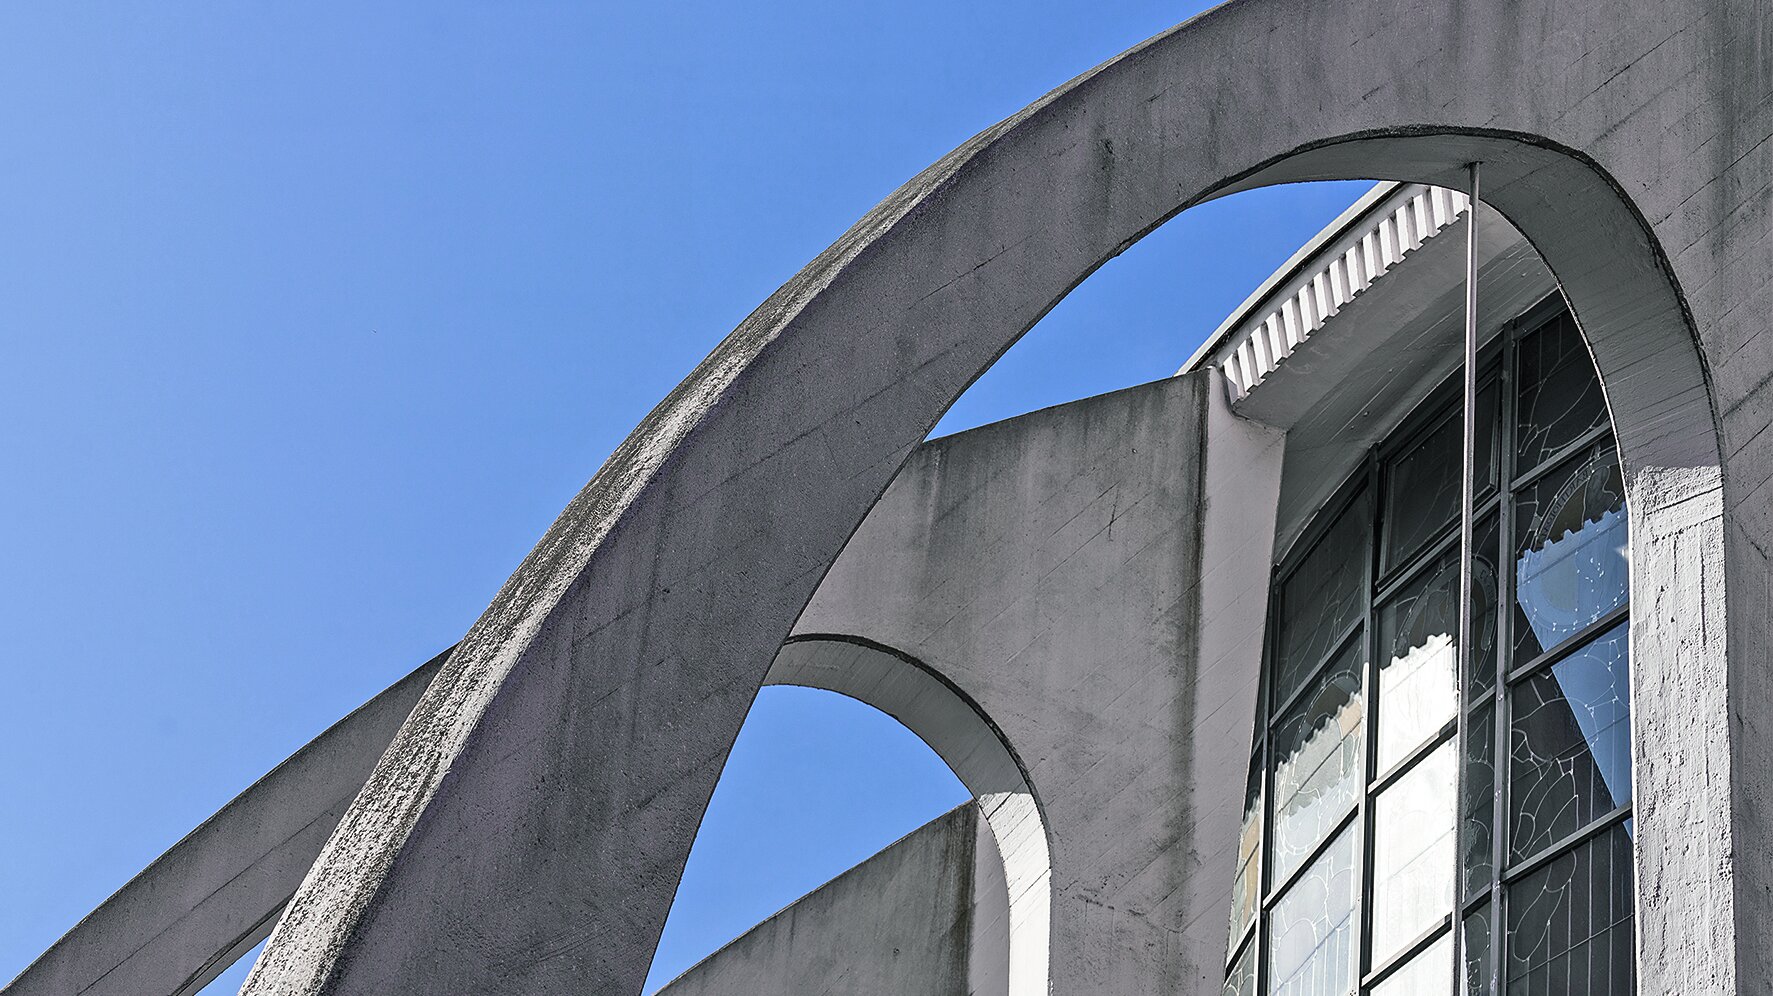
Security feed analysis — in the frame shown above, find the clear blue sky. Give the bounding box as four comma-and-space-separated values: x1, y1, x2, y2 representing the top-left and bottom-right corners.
0, 4, 1367, 993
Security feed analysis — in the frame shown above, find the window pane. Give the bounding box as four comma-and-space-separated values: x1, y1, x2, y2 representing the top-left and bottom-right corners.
1371, 931, 1452, 996
1225, 941, 1257, 996
1229, 759, 1263, 958
1464, 902, 1493, 996
1463, 701, 1495, 900
1513, 451, 1628, 663
1505, 824, 1635, 996
1370, 740, 1456, 965
1270, 639, 1364, 885
1377, 557, 1457, 770
1515, 309, 1609, 473
1384, 411, 1459, 572
1469, 513, 1501, 699
1269, 824, 1358, 996
1382, 383, 1497, 573
1510, 624, 1633, 860
1276, 492, 1371, 705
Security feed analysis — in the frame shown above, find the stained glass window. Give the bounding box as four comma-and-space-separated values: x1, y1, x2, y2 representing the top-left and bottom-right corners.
1220, 298, 1633, 996
1274, 494, 1370, 704
1369, 932, 1453, 996
1369, 740, 1456, 963
1270, 639, 1363, 884
1268, 825, 1358, 996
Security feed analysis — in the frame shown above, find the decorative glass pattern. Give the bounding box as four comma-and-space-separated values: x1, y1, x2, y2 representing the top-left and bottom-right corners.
1462, 700, 1496, 900
1465, 902, 1494, 996
1370, 740, 1456, 965
1268, 825, 1357, 996
1509, 624, 1633, 861
1370, 931, 1453, 996
1515, 310, 1609, 472
1383, 382, 1497, 572
1512, 451, 1627, 664
1505, 826, 1635, 996
1270, 640, 1363, 885
1225, 942, 1257, 996
1468, 514, 1501, 699
1376, 554, 1482, 771
1220, 299, 1632, 996
1275, 493, 1370, 704
1229, 761, 1263, 957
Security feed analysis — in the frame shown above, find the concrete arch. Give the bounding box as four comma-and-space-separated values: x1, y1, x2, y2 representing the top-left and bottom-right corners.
764, 636, 1050, 995
226, 4, 1759, 994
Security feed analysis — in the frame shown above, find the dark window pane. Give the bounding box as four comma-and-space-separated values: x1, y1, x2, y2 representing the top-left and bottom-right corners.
1275, 492, 1371, 705
1515, 309, 1609, 473
1505, 824, 1635, 996
1229, 759, 1262, 958
1513, 451, 1628, 663
1271, 640, 1364, 885
1384, 411, 1460, 571
1370, 740, 1456, 965
1372, 931, 1453, 996
1509, 624, 1633, 860
1382, 383, 1498, 573
1469, 513, 1501, 699
1465, 901, 1493, 996
1268, 824, 1357, 996
1377, 553, 1482, 770
1225, 941, 1257, 996
1463, 701, 1496, 900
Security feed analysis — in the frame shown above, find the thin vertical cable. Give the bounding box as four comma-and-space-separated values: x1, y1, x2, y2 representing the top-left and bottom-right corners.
1456, 162, 1482, 995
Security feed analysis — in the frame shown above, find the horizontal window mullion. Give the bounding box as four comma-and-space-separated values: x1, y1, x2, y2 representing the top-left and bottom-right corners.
1269, 619, 1364, 722
1262, 806, 1361, 911
1507, 424, 1613, 492
1500, 803, 1633, 885
1369, 716, 1458, 794
1504, 604, 1630, 686
1360, 914, 1452, 990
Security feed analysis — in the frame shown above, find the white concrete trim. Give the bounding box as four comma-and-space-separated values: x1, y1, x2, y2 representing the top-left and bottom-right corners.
1182, 183, 1472, 404
766, 638, 1050, 996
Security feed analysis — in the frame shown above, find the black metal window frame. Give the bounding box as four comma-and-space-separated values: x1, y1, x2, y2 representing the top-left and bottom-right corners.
1224, 291, 1634, 996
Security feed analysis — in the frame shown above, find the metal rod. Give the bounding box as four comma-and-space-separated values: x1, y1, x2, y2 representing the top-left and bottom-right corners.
1454, 161, 1482, 995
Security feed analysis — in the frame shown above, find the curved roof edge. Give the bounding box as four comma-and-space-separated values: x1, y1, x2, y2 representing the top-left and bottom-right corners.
1179, 181, 1472, 401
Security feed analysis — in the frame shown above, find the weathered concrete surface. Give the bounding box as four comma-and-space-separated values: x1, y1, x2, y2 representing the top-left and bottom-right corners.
765, 638, 1042, 994
227, 2, 1761, 993
654, 804, 988, 996
792, 372, 1284, 994
3, 650, 446, 996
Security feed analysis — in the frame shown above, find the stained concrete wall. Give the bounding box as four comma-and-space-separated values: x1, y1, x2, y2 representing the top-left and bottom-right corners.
654, 804, 985, 996
792, 370, 1284, 994
200, 2, 1765, 992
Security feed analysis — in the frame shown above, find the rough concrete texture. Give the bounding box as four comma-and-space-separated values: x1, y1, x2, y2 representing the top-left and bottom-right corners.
765, 638, 1041, 994
4, 651, 445, 996
792, 373, 1283, 994
198, 2, 1761, 993
654, 804, 986, 996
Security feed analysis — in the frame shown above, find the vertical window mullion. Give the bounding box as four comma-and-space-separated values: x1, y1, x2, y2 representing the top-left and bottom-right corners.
1490, 316, 1519, 996
1357, 452, 1380, 987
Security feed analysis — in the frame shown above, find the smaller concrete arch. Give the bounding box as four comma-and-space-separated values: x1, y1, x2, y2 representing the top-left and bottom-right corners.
765, 635, 1051, 996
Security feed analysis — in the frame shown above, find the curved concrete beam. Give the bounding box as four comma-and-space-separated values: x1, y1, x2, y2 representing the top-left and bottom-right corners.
4, 651, 447, 996
766, 638, 1045, 995
227, 3, 1753, 993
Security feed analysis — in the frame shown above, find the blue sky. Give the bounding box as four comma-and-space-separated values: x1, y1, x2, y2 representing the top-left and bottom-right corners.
0, 4, 1367, 993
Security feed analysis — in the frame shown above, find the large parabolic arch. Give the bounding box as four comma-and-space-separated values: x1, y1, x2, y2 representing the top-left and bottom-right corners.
11, 0, 1772, 994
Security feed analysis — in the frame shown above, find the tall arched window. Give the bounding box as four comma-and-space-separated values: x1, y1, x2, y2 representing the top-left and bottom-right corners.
1225, 296, 1634, 996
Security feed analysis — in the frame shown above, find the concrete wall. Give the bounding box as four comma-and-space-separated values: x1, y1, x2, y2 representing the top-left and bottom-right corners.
792, 370, 1284, 994
191, 3, 1765, 993
654, 804, 986, 996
